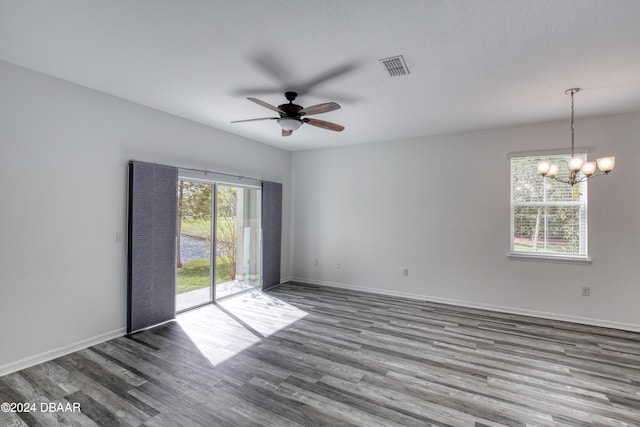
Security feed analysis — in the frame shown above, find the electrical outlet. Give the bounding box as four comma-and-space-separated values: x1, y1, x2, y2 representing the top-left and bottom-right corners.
402, 268, 409, 276
581, 286, 591, 296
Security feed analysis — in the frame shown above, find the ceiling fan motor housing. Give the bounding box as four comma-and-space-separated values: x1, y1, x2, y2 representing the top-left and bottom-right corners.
278, 103, 303, 117
278, 92, 303, 117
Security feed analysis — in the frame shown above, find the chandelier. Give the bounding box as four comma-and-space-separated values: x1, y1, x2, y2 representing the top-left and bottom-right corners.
537, 88, 615, 186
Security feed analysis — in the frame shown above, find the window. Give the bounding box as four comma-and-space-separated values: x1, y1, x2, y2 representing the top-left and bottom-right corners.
510, 152, 588, 260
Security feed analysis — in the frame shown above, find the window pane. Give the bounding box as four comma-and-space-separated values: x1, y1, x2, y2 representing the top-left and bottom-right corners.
215, 185, 261, 300
511, 157, 545, 203
513, 205, 583, 255
513, 206, 543, 252
546, 206, 582, 254
511, 155, 586, 204
176, 181, 212, 312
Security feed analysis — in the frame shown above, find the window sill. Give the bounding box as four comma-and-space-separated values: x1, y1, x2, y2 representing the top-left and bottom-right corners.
508, 253, 592, 264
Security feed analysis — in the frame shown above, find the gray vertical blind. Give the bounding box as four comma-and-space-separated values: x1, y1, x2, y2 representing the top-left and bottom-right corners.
262, 181, 282, 291
127, 161, 178, 334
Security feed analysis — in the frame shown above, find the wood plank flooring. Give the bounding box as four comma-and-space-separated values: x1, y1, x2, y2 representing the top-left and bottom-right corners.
2, 282, 640, 426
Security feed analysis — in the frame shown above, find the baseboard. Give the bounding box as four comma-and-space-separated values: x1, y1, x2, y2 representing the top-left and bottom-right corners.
288, 277, 640, 333
0, 327, 127, 377
279, 275, 294, 285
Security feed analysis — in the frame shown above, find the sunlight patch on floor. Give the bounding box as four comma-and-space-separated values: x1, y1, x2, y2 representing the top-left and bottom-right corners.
176, 291, 308, 366
219, 291, 309, 337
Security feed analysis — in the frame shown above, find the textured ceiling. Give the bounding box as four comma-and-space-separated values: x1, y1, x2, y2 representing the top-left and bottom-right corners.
1, 0, 640, 151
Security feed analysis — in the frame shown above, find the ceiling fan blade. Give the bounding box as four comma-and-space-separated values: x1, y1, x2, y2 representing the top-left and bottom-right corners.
250, 52, 295, 87
282, 129, 292, 137
230, 117, 278, 123
247, 97, 285, 114
297, 61, 360, 94
233, 87, 283, 97
299, 102, 341, 116
303, 118, 345, 132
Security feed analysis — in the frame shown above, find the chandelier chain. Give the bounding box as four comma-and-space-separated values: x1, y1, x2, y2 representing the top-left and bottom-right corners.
570, 89, 575, 157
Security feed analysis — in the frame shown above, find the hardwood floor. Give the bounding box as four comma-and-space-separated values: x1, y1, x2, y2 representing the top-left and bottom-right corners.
2, 282, 640, 426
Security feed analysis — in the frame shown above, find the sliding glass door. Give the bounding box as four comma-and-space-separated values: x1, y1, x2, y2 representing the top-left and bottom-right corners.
176, 180, 261, 312
176, 181, 213, 312
215, 185, 262, 299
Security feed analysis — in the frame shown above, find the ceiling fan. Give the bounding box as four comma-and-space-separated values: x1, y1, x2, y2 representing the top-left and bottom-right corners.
231, 91, 344, 137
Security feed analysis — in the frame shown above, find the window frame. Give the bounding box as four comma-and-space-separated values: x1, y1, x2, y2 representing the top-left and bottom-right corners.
508, 149, 591, 263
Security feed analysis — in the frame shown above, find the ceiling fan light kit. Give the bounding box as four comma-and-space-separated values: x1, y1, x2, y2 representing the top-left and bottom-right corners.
278, 117, 303, 131
537, 88, 615, 186
231, 91, 344, 137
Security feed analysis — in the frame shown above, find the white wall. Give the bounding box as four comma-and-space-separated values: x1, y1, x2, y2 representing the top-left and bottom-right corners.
0, 60, 292, 373
2, 56, 638, 376
291, 112, 640, 330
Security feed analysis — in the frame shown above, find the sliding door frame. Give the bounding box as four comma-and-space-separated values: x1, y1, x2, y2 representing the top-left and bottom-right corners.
176, 171, 263, 311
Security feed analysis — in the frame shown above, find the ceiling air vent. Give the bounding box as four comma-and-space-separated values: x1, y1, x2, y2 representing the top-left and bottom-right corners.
379, 55, 410, 76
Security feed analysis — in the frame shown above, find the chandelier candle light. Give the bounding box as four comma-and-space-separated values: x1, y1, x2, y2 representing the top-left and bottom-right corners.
537, 88, 615, 186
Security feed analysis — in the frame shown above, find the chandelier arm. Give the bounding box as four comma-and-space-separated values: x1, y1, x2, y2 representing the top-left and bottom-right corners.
585, 171, 608, 180
575, 175, 588, 184
549, 176, 569, 185
544, 170, 609, 185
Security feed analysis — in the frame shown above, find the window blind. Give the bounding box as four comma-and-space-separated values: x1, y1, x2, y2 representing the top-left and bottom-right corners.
127, 161, 178, 333
262, 181, 282, 291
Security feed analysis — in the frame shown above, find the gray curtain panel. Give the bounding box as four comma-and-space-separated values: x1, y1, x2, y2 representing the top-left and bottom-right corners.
262, 181, 282, 291
127, 161, 178, 334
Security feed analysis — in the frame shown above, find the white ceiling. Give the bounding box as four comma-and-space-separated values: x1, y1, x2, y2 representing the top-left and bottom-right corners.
1, 0, 640, 152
